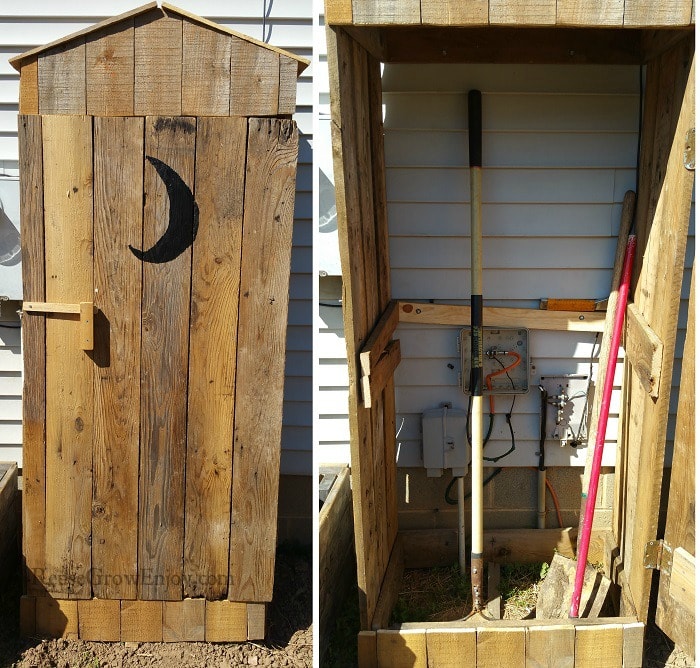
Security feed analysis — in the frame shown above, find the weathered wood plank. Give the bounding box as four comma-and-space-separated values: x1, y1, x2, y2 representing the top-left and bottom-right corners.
163, 598, 205, 642
247, 603, 266, 640
622, 622, 645, 668
625, 302, 663, 397
377, 629, 428, 667
134, 10, 182, 116
574, 624, 623, 667
121, 600, 163, 642
489, 0, 556, 25
138, 116, 196, 601
359, 630, 379, 667
78, 599, 121, 641
362, 339, 400, 408
426, 628, 476, 667
182, 19, 231, 116
556, 0, 624, 26
278, 55, 299, 115
91, 116, 143, 600
18, 114, 45, 598
360, 301, 399, 377
398, 302, 605, 331
352, 0, 421, 24
526, 624, 575, 667
371, 536, 404, 631
230, 38, 279, 116
19, 58, 38, 114
621, 38, 694, 624
228, 118, 298, 602
624, 0, 693, 26
205, 600, 247, 642
421, 0, 488, 25
38, 40, 86, 114
477, 627, 526, 668
86, 21, 135, 116
183, 116, 246, 599
325, 0, 353, 24
42, 115, 93, 599
36, 597, 78, 638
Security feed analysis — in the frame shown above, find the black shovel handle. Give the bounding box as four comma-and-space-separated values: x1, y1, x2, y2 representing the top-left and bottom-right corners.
468, 89, 482, 168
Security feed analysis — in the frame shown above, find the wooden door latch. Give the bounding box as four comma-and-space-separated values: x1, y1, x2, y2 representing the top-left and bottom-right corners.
22, 301, 95, 351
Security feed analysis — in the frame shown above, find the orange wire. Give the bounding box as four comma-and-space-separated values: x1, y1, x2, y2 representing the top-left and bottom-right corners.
529, 466, 564, 528
485, 351, 522, 413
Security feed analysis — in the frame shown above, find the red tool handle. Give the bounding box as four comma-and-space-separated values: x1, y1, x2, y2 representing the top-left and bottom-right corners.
569, 234, 637, 618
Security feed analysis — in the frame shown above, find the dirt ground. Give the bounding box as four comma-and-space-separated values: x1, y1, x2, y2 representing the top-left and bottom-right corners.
0, 545, 312, 668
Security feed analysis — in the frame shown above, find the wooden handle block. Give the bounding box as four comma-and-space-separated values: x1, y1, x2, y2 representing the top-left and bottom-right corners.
23, 301, 95, 351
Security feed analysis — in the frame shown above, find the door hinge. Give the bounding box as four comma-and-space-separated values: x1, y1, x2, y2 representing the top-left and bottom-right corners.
684, 128, 695, 170
644, 539, 673, 576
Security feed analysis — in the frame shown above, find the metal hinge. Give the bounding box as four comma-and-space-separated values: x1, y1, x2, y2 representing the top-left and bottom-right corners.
684, 128, 695, 170
644, 539, 673, 576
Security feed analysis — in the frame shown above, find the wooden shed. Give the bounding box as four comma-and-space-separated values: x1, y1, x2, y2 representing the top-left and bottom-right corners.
325, 1, 694, 665
12, 2, 308, 642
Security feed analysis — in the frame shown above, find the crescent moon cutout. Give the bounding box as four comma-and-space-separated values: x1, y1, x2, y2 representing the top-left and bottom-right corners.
129, 155, 199, 263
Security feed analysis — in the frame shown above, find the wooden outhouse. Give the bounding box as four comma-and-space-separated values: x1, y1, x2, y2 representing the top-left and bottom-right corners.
325, 1, 694, 665
12, 2, 308, 642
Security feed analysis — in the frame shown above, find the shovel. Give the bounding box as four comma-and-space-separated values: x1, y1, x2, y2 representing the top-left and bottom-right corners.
536, 225, 637, 619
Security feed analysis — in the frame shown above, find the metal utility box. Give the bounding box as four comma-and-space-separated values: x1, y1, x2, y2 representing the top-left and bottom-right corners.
422, 407, 468, 477
325, 1, 694, 664
14, 2, 308, 643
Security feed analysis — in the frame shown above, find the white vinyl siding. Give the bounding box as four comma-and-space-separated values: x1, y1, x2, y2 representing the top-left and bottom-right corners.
0, 0, 312, 475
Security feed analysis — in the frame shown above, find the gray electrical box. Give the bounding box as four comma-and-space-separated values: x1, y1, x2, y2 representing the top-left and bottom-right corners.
539, 374, 592, 447
422, 406, 468, 477
460, 327, 529, 395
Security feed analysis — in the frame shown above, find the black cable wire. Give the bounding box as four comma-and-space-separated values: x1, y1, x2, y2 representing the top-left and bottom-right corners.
0, 323, 20, 329
482, 355, 517, 463
444, 467, 503, 505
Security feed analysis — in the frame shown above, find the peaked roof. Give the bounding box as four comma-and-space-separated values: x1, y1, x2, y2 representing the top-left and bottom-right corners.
10, 1, 309, 75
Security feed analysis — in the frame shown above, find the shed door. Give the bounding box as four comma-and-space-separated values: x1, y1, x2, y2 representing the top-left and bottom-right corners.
654, 265, 695, 658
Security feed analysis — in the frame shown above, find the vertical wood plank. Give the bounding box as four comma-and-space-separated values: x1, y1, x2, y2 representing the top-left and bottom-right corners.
622, 622, 645, 668
574, 624, 623, 667
230, 38, 280, 116
92, 116, 143, 600
36, 598, 79, 638
421, 0, 488, 24
426, 628, 476, 667
42, 115, 93, 599
78, 599, 121, 641
182, 19, 231, 116
19, 115, 46, 598
624, 0, 693, 25
138, 116, 196, 601
19, 58, 39, 114
477, 627, 526, 668
377, 629, 427, 667
526, 625, 574, 667
278, 55, 299, 115
228, 118, 298, 602
247, 603, 266, 640
183, 116, 247, 599
163, 598, 205, 641
556, 0, 624, 26
489, 0, 556, 25
134, 11, 182, 116
38, 40, 86, 114
352, 0, 421, 24
121, 600, 163, 642
358, 630, 379, 667
205, 600, 248, 642
86, 21, 135, 116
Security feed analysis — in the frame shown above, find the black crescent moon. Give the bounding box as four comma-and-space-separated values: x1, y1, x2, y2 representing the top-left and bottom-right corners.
129, 155, 199, 263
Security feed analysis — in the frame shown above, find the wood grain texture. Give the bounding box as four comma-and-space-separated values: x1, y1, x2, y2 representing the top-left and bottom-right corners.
183, 116, 246, 599
86, 21, 135, 116
121, 600, 163, 642
574, 624, 622, 667
526, 624, 574, 667
360, 300, 399, 376
138, 116, 196, 601
78, 599, 120, 641
163, 598, 205, 641
621, 40, 694, 624
247, 603, 266, 640
92, 116, 143, 599
278, 55, 299, 115
358, 630, 379, 667
36, 597, 78, 638
205, 600, 247, 642
38, 40, 86, 113
135, 10, 182, 116
489, 0, 556, 25
42, 115, 93, 599
230, 38, 280, 116
19, 59, 39, 114
655, 267, 695, 655
18, 114, 46, 598
624, 302, 663, 396
477, 627, 526, 668
622, 622, 645, 668
421, 0, 488, 24
182, 19, 231, 116
426, 628, 476, 667
228, 118, 298, 602
556, 0, 624, 26
371, 536, 404, 630
624, 0, 693, 25
325, 0, 354, 24
377, 629, 427, 667
362, 339, 400, 408
352, 0, 421, 24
